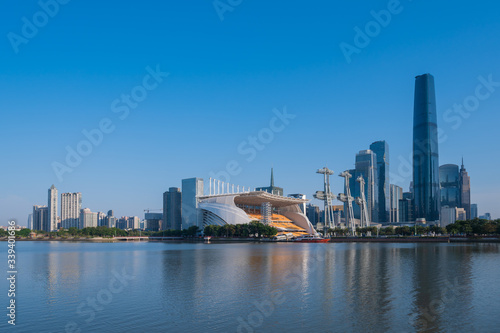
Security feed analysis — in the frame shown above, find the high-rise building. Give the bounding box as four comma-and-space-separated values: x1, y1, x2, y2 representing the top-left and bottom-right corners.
439, 164, 460, 208
459, 159, 471, 219
471, 204, 478, 219
145, 212, 162, 231
127, 216, 140, 229
48, 184, 58, 231
32, 205, 48, 231
350, 150, 378, 222
27, 214, 33, 230
182, 178, 204, 229
80, 208, 98, 228
116, 217, 128, 229
413, 73, 440, 222
399, 198, 414, 222
306, 203, 320, 226
61, 192, 82, 229
256, 168, 284, 196
389, 184, 403, 223
97, 212, 107, 227
163, 187, 182, 230
370, 141, 390, 222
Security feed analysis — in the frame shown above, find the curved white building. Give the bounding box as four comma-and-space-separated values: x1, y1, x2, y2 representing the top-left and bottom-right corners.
198, 191, 318, 236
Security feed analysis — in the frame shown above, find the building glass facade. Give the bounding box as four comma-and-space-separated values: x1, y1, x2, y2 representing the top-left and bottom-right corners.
413, 73, 440, 222
370, 141, 390, 222
439, 164, 460, 208
182, 178, 204, 229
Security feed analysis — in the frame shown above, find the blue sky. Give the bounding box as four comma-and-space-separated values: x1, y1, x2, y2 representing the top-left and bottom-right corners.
1, 0, 499, 225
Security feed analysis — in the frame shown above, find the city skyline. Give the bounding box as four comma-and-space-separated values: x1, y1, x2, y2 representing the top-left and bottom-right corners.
2, 1, 499, 225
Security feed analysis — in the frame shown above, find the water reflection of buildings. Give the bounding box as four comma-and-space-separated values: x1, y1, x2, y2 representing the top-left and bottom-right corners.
409, 244, 479, 332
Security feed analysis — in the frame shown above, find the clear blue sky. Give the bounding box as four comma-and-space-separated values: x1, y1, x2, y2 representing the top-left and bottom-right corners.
1, 0, 499, 225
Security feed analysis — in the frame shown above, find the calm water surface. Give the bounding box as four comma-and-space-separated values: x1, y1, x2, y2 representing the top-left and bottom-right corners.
2, 241, 500, 332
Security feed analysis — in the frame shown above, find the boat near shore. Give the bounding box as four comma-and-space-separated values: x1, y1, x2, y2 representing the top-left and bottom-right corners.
293, 234, 330, 243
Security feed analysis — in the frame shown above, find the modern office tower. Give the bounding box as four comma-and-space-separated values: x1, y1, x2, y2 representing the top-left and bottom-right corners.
127, 216, 140, 229
107, 210, 114, 217
288, 194, 307, 213
459, 159, 471, 219
351, 150, 378, 222
370, 141, 390, 222
306, 203, 320, 226
181, 178, 204, 229
80, 208, 98, 228
32, 205, 48, 231
389, 184, 403, 223
163, 187, 182, 230
27, 214, 33, 230
48, 184, 58, 231
399, 198, 414, 222
471, 204, 478, 219
145, 212, 162, 231
439, 164, 460, 208
413, 73, 440, 222
61, 192, 82, 229
256, 168, 284, 196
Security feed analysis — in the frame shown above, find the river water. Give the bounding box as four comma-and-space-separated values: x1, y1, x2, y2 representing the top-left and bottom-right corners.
2, 241, 499, 332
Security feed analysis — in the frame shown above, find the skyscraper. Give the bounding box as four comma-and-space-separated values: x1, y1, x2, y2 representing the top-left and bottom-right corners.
459, 159, 471, 219
48, 184, 58, 231
413, 73, 440, 222
439, 164, 460, 208
471, 204, 478, 219
370, 141, 390, 222
354, 149, 378, 222
163, 187, 182, 230
61, 192, 82, 229
389, 184, 403, 223
32, 205, 48, 231
181, 178, 204, 229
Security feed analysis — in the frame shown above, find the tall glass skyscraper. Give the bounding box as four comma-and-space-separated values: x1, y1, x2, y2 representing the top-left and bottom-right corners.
349, 150, 378, 222
439, 164, 460, 208
370, 141, 389, 222
413, 74, 440, 222
181, 178, 204, 229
